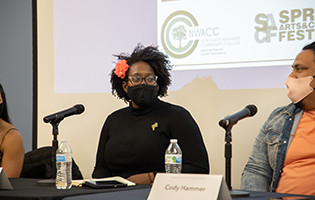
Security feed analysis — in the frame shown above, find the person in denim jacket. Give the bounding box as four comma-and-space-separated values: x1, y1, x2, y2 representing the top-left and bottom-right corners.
241, 41, 315, 195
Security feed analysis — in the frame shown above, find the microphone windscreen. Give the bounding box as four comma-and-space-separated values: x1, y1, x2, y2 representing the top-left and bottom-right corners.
74, 104, 85, 114
246, 104, 257, 116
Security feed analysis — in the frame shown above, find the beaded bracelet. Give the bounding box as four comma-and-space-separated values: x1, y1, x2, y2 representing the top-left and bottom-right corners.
148, 173, 152, 183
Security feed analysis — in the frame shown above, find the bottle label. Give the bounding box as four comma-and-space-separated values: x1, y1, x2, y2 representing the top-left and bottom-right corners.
56, 155, 66, 162
165, 154, 182, 164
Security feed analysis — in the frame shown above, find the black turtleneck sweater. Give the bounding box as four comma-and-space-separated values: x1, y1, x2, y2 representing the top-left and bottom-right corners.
92, 98, 209, 179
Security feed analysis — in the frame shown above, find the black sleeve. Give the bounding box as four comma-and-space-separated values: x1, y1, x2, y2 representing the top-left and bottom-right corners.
170, 108, 210, 174
92, 117, 112, 178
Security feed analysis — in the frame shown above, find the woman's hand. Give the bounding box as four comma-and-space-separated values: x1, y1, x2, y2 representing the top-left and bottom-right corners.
127, 172, 154, 184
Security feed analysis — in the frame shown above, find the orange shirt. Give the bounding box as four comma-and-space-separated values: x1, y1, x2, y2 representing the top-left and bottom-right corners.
276, 110, 315, 195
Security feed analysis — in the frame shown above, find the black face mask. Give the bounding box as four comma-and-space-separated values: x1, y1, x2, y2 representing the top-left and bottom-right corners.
127, 84, 158, 108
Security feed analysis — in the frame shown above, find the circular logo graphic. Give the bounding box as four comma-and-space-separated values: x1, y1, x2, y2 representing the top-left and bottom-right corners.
161, 11, 199, 58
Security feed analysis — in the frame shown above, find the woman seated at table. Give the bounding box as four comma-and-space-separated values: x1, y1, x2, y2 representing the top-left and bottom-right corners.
92, 44, 209, 184
0, 84, 25, 177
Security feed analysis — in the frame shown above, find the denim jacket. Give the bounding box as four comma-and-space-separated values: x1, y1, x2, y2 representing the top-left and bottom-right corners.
240, 103, 303, 192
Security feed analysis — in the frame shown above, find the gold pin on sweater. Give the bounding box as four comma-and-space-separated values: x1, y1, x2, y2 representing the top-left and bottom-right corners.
151, 122, 158, 131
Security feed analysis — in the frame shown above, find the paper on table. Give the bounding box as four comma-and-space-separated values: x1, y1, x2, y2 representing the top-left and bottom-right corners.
72, 176, 136, 187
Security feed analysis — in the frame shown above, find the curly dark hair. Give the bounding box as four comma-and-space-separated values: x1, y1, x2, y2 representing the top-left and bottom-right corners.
303, 41, 315, 61
0, 84, 12, 124
110, 44, 172, 102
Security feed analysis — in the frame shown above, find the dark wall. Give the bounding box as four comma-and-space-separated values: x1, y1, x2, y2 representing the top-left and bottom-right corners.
0, 0, 33, 152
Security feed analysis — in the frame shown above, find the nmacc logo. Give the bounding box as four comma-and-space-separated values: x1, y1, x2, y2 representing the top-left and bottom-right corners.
161, 11, 199, 58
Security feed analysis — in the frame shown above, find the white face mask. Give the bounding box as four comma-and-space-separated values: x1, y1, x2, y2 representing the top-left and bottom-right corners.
285, 76, 315, 104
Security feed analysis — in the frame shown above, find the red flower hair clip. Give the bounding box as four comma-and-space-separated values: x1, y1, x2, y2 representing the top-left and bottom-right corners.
114, 59, 129, 79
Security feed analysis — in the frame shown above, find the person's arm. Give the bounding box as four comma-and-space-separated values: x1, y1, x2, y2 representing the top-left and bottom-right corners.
240, 124, 274, 191
1, 129, 25, 178
127, 172, 155, 184
171, 108, 210, 174
127, 107, 210, 183
92, 119, 112, 178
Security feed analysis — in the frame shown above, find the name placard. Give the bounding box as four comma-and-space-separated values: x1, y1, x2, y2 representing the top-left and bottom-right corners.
147, 173, 231, 200
0, 168, 13, 190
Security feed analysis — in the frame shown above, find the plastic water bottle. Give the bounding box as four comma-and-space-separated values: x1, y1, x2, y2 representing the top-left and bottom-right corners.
165, 139, 182, 173
56, 139, 72, 189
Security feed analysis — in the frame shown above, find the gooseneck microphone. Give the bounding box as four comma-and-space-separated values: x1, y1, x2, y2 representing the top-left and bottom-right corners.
43, 104, 85, 124
219, 104, 257, 129
219, 105, 256, 196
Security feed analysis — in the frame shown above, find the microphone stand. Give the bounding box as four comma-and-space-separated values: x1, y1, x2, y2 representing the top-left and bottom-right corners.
221, 123, 250, 198
225, 128, 232, 191
37, 115, 65, 186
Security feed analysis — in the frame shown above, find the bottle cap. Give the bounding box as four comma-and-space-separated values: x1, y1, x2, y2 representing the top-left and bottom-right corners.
170, 139, 177, 143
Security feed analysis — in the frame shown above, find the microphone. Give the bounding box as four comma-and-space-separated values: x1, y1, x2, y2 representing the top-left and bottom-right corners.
43, 104, 85, 123
219, 104, 257, 129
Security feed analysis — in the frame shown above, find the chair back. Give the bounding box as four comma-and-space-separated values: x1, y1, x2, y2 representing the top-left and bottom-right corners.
20, 146, 83, 180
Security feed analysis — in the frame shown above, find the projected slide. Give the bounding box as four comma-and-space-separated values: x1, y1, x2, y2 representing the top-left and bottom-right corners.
53, 0, 314, 93
53, 0, 157, 94
157, 0, 314, 69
